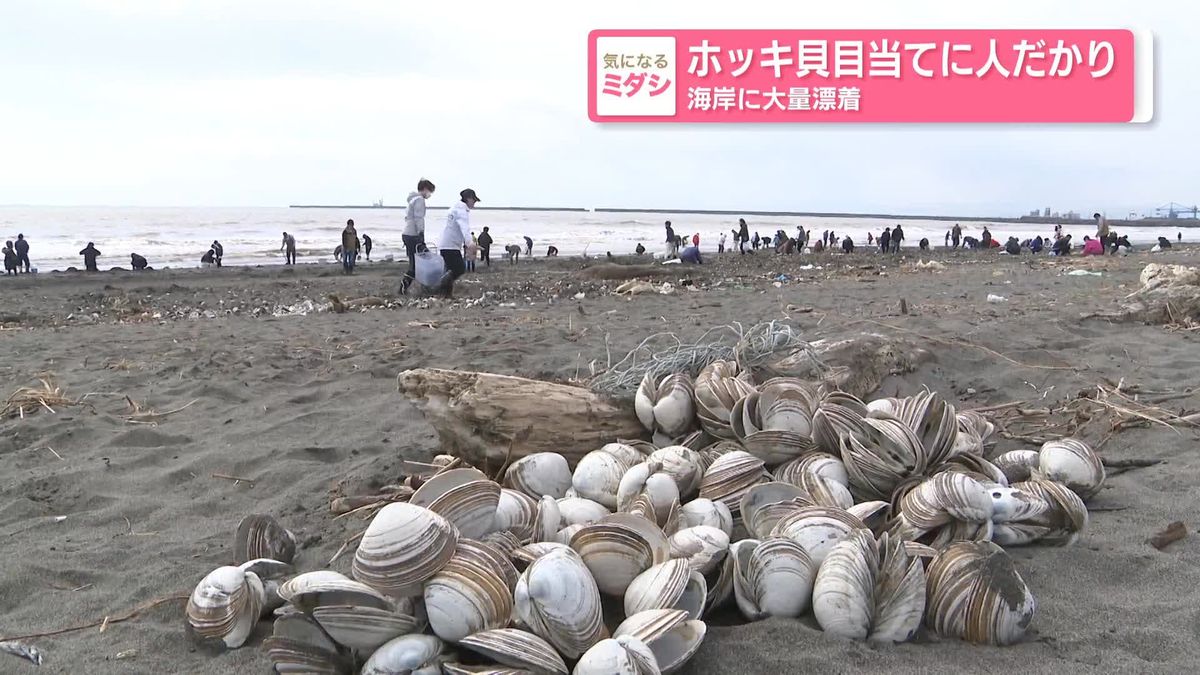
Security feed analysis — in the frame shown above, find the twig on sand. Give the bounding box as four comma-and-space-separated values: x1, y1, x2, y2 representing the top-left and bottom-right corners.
37, 446, 64, 461
2, 378, 78, 419
328, 529, 366, 566
1101, 457, 1163, 469
122, 399, 198, 424
0, 594, 188, 643
211, 473, 256, 487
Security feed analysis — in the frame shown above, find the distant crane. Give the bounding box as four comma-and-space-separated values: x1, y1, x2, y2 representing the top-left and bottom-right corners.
1155, 202, 1199, 219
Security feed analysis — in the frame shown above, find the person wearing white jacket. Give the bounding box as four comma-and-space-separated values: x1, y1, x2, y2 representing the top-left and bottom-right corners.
400, 178, 435, 293
436, 188, 480, 298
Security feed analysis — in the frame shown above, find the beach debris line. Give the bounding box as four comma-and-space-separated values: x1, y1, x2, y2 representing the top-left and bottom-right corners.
182, 358, 1118, 671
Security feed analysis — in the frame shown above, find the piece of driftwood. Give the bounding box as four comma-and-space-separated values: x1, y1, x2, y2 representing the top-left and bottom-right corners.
1148, 521, 1187, 551
398, 368, 645, 468
1086, 263, 1200, 326
753, 333, 933, 399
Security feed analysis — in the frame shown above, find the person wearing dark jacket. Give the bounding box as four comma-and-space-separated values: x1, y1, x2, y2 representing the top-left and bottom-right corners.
737, 218, 750, 254
3, 241, 17, 275
841, 236, 854, 253
880, 227, 891, 253
1030, 236, 1044, 253
211, 240, 224, 267
1004, 237, 1021, 255
951, 223, 962, 249
80, 242, 101, 271
201, 248, 216, 266
477, 227, 493, 266
919, 238, 930, 251
362, 234, 373, 261
341, 220, 360, 273
14, 234, 30, 272
664, 220, 676, 257
980, 227, 993, 248
891, 225, 904, 253
635, 242, 645, 255
1052, 234, 1072, 256
1158, 236, 1173, 250
131, 253, 148, 270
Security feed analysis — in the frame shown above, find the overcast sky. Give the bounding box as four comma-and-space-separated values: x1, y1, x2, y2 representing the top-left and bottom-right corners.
0, 0, 1194, 217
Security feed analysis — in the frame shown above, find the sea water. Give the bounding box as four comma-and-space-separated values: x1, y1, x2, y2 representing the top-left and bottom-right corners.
0, 205, 1189, 272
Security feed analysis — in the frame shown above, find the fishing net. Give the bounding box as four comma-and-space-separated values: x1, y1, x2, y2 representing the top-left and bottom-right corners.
588, 320, 827, 397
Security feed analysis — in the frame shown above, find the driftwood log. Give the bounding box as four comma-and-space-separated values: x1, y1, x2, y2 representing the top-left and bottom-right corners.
398, 368, 646, 469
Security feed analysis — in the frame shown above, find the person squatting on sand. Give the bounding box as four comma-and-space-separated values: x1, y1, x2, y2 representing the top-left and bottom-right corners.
130, 252, 148, 270
505, 244, 521, 263
547, 246, 558, 257
80, 242, 101, 271
401, 179, 435, 293
437, 188, 480, 298
201, 247, 216, 267
280, 232, 297, 265
340, 220, 360, 274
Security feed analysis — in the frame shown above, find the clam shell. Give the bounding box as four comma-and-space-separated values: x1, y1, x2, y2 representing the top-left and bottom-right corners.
185, 565, 265, 649
361, 634, 445, 675
278, 570, 391, 612
570, 513, 671, 595
739, 482, 812, 539
674, 498, 733, 537
511, 541, 570, 569
556, 523, 586, 545
937, 453, 1009, 487
731, 537, 815, 621
624, 559, 707, 620
1036, 438, 1105, 499
729, 389, 815, 466
647, 446, 704, 498
424, 541, 515, 642
234, 514, 297, 565
493, 489, 538, 541
410, 468, 501, 539
999, 479, 1088, 546
812, 529, 925, 642
987, 484, 1049, 524
617, 463, 681, 522
694, 364, 757, 439
557, 497, 613, 529
612, 609, 704, 675
770, 506, 866, 566
698, 450, 769, 537
925, 540, 1036, 646
263, 613, 352, 673
667, 526, 729, 576
810, 394, 868, 456
504, 453, 573, 500
573, 448, 640, 509
773, 452, 850, 488
459, 628, 569, 675
513, 545, 607, 659
993, 450, 1041, 485
893, 390, 960, 468
533, 496, 562, 543
573, 635, 660, 675
636, 373, 696, 438
896, 472, 993, 533
839, 414, 927, 500
353, 502, 460, 597
310, 603, 424, 652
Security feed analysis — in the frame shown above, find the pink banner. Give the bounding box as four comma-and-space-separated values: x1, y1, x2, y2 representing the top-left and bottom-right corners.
588, 29, 1145, 123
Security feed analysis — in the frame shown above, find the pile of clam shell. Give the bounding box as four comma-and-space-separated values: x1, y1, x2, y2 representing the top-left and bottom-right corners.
185, 361, 1107, 672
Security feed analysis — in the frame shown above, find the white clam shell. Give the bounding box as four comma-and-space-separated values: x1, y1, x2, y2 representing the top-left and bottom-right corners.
573, 635, 660, 675
361, 634, 445, 675
353, 502, 459, 597
925, 540, 1036, 646
186, 565, 266, 649
493, 489, 538, 541
612, 609, 705, 675
1036, 438, 1105, 499
570, 513, 671, 596
731, 537, 815, 621
674, 498, 733, 537
993, 450, 1040, 484
812, 529, 925, 642
533, 495, 562, 543
310, 603, 424, 652
263, 613, 350, 673
557, 497, 613, 528
647, 446, 704, 498
573, 448, 639, 509
770, 505, 866, 566
624, 559, 707, 620
459, 628, 569, 675
618, 462, 681, 522
423, 541, 515, 643
278, 570, 391, 612
635, 372, 696, 438
694, 361, 757, 439
996, 479, 1088, 546
698, 450, 769, 537
410, 468, 501, 539
504, 452, 573, 500
513, 546, 607, 659
668, 526, 729, 576
893, 472, 994, 547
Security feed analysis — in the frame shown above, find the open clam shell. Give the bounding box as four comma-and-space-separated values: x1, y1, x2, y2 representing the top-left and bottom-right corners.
774, 452, 850, 489
458, 628, 569, 675
998, 479, 1088, 546
278, 570, 391, 612
569, 513, 670, 596
694, 362, 757, 439
812, 529, 925, 643
352, 502, 460, 597
770, 505, 866, 566
667, 526, 729, 576
613, 609, 705, 675
993, 450, 1040, 485
263, 613, 353, 674
574, 635, 660, 675
925, 540, 1036, 646
698, 450, 769, 538
513, 545, 607, 659
674, 498, 733, 537
810, 393, 868, 456
894, 390, 960, 469
310, 602, 424, 653
503, 452, 573, 500
235, 514, 297, 565
410, 468, 501, 539
635, 372, 696, 439
839, 413, 927, 501
1035, 438, 1105, 500
730, 537, 815, 621
892, 472, 994, 549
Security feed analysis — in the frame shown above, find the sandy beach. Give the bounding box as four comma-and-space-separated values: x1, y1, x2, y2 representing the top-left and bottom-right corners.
2, 247, 1199, 674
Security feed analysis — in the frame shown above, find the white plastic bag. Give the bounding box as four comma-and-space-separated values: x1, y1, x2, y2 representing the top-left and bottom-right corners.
414, 250, 445, 287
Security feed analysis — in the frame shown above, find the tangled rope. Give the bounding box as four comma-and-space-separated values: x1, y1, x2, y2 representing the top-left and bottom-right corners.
589, 321, 825, 397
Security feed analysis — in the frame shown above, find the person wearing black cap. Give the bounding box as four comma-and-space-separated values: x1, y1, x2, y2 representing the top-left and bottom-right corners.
80, 242, 102, 271
437, 188, 480, 298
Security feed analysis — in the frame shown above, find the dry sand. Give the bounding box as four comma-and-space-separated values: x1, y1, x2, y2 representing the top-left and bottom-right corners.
2, 247, 1199, 674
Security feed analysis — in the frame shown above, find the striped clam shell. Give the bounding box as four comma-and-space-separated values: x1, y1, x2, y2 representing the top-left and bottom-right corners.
613, 608, 706, 675
925, 540, 1036, 646
185, 564, 266, 649
410, 468, 501, 539
513, 545, 607, 659
730, 537, 815, 621
423, 541, 517, 643
1035, 438, 1106, 500
623, 559, 707, 620
569, 513, 671, 596
812, 529, 925, 643
458, 628, 569, 675
503, 452, 573, 500
352, 502, 459, 597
